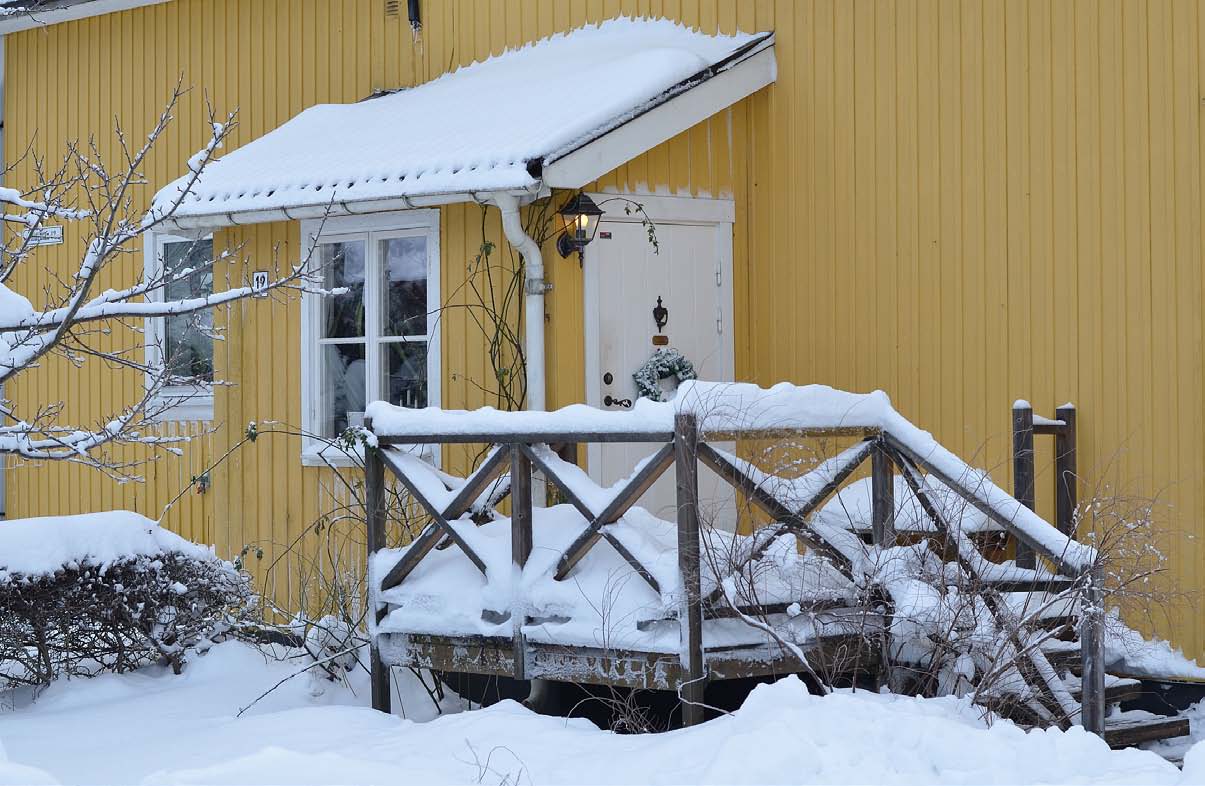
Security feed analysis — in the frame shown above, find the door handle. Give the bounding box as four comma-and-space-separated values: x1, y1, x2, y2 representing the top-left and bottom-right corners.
604, 395, 633, 409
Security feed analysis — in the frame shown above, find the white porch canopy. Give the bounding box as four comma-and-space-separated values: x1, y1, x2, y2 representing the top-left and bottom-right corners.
149, 17, 775, 231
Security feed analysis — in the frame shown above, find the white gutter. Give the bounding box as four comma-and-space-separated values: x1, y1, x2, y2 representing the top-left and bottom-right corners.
0, 0, 172, 34
491, 192, 545, 412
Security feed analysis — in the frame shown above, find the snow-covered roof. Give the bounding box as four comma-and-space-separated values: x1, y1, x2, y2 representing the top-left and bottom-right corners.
0, 1, 172, 34
150, 18, 775, 230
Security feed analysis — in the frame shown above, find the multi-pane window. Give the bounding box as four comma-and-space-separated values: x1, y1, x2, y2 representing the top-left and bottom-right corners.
144, 234, 214, 421
303, 212, 439, 454
161, 238, 215, 382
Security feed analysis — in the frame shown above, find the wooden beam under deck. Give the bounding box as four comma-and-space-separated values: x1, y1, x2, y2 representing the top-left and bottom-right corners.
377, 631, 879, 692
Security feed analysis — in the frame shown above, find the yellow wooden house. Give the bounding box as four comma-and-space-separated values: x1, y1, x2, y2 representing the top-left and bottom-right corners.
2, 0, 1203, 663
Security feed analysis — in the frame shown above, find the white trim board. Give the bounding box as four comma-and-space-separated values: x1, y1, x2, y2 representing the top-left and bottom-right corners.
299, 208, 441, 467
0, 0, 172, 33
543, 42, 776, 189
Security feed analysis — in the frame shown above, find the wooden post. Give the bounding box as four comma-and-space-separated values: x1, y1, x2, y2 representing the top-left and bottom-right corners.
1054, 404, 1077, 536
510, 444, 533, 680
1080, 562, 1106, 736
674, 412, 705, 726
1012, 402, 1036, 568
871, 445, 896, 547
363, 417, 391, 714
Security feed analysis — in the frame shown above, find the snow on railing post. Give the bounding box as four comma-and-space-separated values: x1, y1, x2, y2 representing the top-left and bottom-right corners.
1080, 560, 1106, 736
1012, 401, 1037, 568
871, 444, 896, 547
1054, 404, 1078, 536
674, 412, 705, 726
363, 417, 391, 714
510, 444, 533, 681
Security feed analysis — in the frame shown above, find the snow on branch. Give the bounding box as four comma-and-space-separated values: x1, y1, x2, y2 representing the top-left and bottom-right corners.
0, 84, 330, 479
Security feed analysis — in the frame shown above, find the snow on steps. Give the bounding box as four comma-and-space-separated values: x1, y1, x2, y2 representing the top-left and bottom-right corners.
1102, 712, 1192, 749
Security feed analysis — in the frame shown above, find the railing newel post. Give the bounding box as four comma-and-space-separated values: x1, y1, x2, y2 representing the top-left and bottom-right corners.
871, 442, 896, 547
510, 443, 533, 681
1054, 404, 1078, 536
1080, 561, 1106, 736
1012, 402, 1037, 568
674, 412, 705, 726
363, 416, 391, 714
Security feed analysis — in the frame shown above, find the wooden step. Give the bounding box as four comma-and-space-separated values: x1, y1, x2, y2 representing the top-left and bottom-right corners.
1043, 645, 1082, 673
1068, 676, 1144, 706
1102, 715, 1191, 749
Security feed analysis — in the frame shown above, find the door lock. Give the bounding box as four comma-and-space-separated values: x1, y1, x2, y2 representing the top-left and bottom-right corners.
603, 372, 614, 385
604, 395, 633, 409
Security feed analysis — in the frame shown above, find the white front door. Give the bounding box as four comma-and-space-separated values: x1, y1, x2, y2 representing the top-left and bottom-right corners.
584, 195, 736, 525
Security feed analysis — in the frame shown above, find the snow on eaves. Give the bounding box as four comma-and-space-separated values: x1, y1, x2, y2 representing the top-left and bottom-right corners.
150, 18, 762, 222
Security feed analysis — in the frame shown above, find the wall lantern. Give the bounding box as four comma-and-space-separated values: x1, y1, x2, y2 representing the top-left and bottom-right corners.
556, 193, 604, 259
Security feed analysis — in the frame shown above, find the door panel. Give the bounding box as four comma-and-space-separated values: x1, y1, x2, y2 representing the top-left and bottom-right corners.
586, 217, 736, 525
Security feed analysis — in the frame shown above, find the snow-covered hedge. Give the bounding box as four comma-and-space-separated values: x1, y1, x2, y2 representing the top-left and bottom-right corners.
0, 511, 251, 689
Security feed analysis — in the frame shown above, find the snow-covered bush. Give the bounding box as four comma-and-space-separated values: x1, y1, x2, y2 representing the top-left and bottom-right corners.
0, 512, 252, 690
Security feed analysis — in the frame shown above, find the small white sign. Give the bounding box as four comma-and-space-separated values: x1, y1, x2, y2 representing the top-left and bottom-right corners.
25, 225, 63, 247
252, 270, 270, 296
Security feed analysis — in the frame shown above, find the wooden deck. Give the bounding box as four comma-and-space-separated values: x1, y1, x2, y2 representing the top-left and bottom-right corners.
362, 399, 1190, 749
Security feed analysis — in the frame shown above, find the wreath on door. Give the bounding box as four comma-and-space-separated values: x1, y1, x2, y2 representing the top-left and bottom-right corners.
633, 348, 697, 402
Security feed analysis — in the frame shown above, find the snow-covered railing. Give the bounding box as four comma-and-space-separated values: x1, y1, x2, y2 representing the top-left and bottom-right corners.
361, 381, 1106, 733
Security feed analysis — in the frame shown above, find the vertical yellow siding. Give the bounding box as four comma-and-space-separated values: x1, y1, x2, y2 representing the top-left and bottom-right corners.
5, 0, 1204, 658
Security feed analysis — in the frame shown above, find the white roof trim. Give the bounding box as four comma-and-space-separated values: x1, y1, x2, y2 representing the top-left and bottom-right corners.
151, 19, 776, 233
0, 0, 171, 33
543, 36, 775, 189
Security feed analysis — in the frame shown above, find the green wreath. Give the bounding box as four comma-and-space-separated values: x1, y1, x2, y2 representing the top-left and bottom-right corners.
633, 348, 697, 402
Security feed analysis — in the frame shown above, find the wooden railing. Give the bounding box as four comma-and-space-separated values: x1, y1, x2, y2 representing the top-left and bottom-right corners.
363, 410, 1106, 733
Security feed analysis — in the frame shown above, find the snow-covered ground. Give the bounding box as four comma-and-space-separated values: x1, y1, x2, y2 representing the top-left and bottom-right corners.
0, 641, 1200, 785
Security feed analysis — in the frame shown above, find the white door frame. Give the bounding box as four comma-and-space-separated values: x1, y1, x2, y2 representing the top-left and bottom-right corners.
582, 192, 736, 477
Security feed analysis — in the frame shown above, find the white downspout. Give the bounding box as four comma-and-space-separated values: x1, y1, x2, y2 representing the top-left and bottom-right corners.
492, 191, 552, 711
1, 33, 7, 519
492, 192, 546, 411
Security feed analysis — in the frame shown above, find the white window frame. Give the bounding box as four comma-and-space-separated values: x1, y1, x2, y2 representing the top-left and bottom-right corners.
142, 231, 215, 422
300, 209, 441, 466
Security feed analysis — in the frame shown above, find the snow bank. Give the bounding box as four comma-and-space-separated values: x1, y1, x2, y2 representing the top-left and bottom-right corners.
0, 641, 1197, 785
0, 511, 217, 580
0, 741, 55, 786
150, 681, 1192, 785
151, 18, 763, 221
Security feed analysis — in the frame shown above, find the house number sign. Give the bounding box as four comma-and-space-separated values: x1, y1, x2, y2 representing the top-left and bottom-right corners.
24, 225, 63, 246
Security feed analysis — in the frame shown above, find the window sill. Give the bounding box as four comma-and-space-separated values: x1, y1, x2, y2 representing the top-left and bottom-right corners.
148, 391, 214, 423
300, 443, 364, 468
299, 441, 437, 469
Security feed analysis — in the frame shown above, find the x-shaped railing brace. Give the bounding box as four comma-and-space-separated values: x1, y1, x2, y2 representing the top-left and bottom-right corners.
533, 442, 675, 593
377, 445, 511, 591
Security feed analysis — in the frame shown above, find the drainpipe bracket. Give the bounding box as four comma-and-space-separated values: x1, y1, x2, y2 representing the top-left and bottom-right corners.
525, 278, 552, 295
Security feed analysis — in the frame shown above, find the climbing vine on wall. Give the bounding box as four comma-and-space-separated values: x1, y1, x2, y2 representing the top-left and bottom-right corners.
446, 193, 659, 414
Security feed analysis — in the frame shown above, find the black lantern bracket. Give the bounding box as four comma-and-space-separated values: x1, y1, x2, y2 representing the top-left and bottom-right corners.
556, 193, 605, 262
